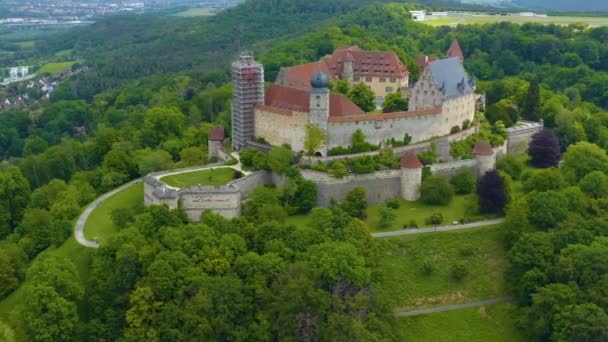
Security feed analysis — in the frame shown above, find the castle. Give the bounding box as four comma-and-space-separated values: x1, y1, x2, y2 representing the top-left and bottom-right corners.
143, 41, 543, 220
248, 40, 479, 155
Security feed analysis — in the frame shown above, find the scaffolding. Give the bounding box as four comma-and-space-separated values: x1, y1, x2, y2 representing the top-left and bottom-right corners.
231, 52, 264, 150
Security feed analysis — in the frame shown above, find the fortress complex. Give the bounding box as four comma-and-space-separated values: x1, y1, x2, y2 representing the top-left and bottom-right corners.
250, 40, 479, 155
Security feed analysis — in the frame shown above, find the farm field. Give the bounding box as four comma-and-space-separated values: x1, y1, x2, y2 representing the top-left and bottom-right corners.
424, 13, 608, 27
36, 61, 76, 75
397, 302, 525, 342
374, 225, 510, 311
172, 8, 214, 17
160, 167, 235, 188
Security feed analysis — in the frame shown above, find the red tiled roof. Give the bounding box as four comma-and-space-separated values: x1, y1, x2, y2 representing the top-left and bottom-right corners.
263, 84, 364, 117
472, 141, 494, 156
328, 107, 442, 123
328, 46, 409, 78
447, 39, 464, 60
417, 55, 437, 70
329, 93, 365, 117
276, 61, 333, 90
209, 126, 225, 141
265, 84, 310, 112
400, 152, 423, 169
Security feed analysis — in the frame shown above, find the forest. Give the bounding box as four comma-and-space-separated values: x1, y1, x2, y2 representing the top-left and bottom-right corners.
1, 0, 608, 340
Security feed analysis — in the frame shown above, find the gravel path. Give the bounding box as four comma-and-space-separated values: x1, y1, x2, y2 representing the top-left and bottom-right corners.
395, 296, 514, 317
372, 218, 505, 238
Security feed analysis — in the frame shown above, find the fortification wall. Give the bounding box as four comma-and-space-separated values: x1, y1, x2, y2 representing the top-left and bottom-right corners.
441, 93, 477, 132
507, 121, 543, 154
179, 186, 241, 220
326, 112, 448, 150
254, 107, 308, 152
300, 124, 478, 165
227, 171, 273, 199
430, 159, 478, 177
302, 169, 402, 207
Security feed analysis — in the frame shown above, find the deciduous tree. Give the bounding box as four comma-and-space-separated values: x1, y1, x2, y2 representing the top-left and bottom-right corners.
528, 129, 561, 168
477, 170, 508, 214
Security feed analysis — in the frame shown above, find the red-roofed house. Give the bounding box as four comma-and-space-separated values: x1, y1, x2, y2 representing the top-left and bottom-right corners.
276, 46, 409, 98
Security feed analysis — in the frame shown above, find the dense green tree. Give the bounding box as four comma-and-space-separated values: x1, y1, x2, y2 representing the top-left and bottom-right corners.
450, 168, 476, 194
496, 154, 525, 180
578, 171, 608, 199
340, 187, 368, 219
329, 161, 348, 178
0, 243, 26, 299
135, 149, 173, 176
381, 91, 408, 112
526, 191, 569, 229
378, 205, 396, 229
552, 304, 608, 342
0, 166, 31, 238
523, 168, 565, 193
27, 256, 83, 302
348, 82, 375, 112
421, 175, 453, 205
267, 146, 293, 174
21, 285, 79, 342
522, 78, 541, 121
562, 142, 608, 182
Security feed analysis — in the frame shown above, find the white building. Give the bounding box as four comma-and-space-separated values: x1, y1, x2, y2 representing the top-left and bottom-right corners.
410, 10, 426, 21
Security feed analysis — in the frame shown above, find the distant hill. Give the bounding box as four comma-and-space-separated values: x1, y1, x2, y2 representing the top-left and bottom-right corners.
460, 0, 608, 11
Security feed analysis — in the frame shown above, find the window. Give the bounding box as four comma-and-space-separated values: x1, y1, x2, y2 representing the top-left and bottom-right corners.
390, 77, 397, 83
365, 77, 372, 82
316, 95, 320, 107
354, 76, 360, 81
379, 77, 386, 83
385, 86, 393, 93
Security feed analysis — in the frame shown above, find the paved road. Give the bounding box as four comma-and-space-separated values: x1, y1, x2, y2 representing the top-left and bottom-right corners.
372, 218, 505, 238
74, 153, 245, 248
74, 178, 143, 248
395, 296, 514, 317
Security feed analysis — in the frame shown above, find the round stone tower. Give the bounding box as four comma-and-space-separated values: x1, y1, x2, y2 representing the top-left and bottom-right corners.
400, 152, 423, 201
472, 141, 495, 177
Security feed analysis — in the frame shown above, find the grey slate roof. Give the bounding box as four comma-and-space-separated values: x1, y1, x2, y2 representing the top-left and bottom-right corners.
428, 57, 475, 99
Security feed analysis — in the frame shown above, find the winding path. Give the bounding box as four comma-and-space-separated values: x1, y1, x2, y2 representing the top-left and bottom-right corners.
74, 153, 245, 248
372, 218, 505, 238
395, 296, 514, 317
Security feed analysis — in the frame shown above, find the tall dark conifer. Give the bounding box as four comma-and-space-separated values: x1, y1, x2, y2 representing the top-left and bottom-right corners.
522, 78, 541, 122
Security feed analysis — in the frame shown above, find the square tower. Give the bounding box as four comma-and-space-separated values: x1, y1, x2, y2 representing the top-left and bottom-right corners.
231, 53, 264, 150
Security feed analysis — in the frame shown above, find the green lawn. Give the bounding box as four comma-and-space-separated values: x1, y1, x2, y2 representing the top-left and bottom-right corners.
14, 41, 34, 49
36, 61, 75, 75
54, 49, 73, 57
172, 8, 214, 17
375, 225, 510, 311
397, 302, 525, 342
423, 14, 608, 27
160, 168, 235, 188
367, 195, 496, 232
84, 183, 143, 243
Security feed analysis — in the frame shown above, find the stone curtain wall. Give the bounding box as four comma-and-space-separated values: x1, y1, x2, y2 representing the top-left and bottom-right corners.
430, 159, 478, 177
302, 169, 402, 207
301, 124, 478, 165
507, 121, 543, 155
254, 107, 309, 152
144, 170, 272, 221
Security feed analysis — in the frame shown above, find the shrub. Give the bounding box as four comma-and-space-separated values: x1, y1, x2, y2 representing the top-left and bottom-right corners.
407, 220, 418, 228
378, 206, 396, 229
225, 158, 238, 166
329, 161, 348, 178
496, 154, 525, 180
386, 198, 401, 209
459, 246, 476, 257
451, 262, 469, 281
451, 168, 476, 194
233, 170, 244, 179
421, 176, 454, 205
450, 125, 461, 134
462, 119, 471, 129
421, 260, 436, 276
